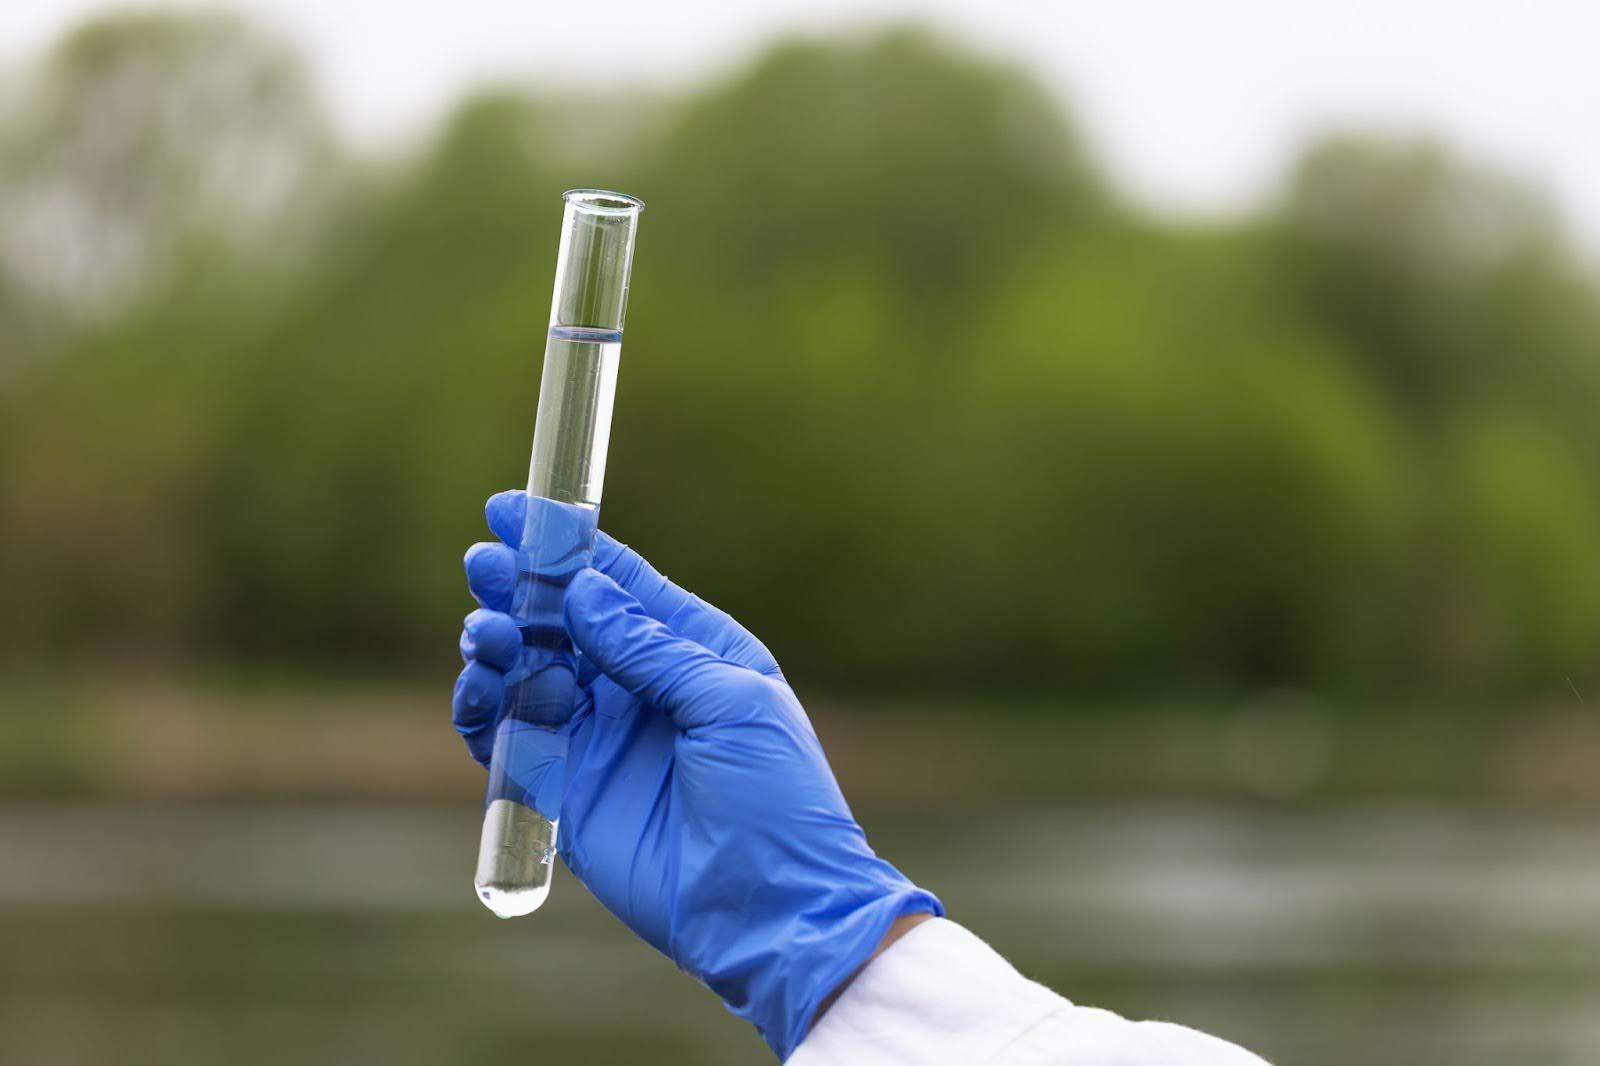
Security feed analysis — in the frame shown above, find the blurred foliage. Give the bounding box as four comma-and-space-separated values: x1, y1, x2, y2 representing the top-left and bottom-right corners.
0, 11, 337, 321
2, 13, 1598, 703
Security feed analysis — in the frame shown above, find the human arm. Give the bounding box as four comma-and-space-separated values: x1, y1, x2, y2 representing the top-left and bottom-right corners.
452, 490, 1269, 1064
792, 917, 1270, 1066
453, 489, 940, 1058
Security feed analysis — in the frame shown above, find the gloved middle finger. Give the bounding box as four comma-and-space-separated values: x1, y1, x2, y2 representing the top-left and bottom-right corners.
464, 541, 518, 612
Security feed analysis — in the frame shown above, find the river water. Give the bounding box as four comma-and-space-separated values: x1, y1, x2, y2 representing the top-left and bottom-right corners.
1, 803, 1595, 1065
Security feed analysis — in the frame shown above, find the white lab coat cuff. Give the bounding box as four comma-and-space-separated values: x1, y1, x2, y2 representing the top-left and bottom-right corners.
786, 917, 1271, 1066
786, 918, 1062, 1065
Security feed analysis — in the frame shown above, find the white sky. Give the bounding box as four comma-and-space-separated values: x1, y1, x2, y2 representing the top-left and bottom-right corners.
5, 0, 1600, 248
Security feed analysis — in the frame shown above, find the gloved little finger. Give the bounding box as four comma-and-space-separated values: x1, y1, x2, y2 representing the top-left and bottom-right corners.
453, 661, 506, 766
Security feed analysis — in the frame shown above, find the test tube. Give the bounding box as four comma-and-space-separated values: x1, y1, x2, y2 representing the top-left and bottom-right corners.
474, 189, 644, 918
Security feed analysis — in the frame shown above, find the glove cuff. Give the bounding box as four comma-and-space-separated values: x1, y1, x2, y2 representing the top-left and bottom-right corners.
696, 864, 943, 1060
774, 883, 944, 1059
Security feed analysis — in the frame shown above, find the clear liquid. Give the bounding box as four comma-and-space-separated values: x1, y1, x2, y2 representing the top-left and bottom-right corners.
527, 327, 621, 507
475, 798, 557, 918
474, 326, 621, 918
474, 501, 597, 918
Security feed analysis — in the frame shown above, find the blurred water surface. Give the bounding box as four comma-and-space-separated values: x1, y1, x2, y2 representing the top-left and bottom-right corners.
1, 802, 1596, 1066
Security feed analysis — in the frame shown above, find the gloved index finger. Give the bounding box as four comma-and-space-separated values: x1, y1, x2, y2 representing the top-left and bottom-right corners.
595, 531, 784, 680
485, 489, 527, 549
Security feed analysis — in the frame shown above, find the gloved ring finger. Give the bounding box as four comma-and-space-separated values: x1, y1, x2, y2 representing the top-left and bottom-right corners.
460, 608, 522, 671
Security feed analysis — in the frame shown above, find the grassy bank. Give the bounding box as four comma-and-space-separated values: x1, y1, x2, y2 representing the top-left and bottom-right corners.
3, 677, 1597, 806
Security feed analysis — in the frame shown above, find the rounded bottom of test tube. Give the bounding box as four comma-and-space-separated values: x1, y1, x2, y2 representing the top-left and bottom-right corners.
476, 879, 552, 919
475, 798, 558, 918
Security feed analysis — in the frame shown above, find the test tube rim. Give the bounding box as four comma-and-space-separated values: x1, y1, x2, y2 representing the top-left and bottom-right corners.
563, 188, 645, 215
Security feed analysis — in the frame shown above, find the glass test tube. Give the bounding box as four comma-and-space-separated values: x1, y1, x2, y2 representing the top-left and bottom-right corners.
475, 189, 643, 918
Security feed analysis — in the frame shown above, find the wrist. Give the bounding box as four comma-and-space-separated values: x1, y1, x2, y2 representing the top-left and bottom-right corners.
769, 883, 942, 1059
809, 909, 935, 1027
700, 874, 941, 1061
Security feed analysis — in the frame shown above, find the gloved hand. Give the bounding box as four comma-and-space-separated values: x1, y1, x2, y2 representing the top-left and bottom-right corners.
453, 490, 942, 1060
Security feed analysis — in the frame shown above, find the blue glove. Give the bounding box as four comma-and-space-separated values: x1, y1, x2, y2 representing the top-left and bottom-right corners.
453, 490, 942, 1059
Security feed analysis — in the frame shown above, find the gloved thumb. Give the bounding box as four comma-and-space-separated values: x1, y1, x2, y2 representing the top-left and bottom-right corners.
565, 568, 748, 731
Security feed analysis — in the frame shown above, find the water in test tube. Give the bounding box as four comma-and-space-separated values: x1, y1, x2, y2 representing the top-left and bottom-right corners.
474, 189, 643, 918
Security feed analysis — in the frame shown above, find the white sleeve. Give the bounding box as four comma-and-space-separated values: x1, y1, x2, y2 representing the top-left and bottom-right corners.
786, 918, 1270, 1066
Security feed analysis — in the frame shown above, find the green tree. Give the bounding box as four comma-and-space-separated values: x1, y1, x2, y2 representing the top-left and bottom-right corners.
5, 14, 1599, 704
0, 11, 337, 321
